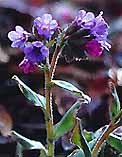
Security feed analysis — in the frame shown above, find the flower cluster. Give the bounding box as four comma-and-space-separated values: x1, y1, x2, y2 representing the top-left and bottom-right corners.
8, 14, 58, 73
8, 10, 111, 72
62, 10, 111, 61
73, 10, 111, 57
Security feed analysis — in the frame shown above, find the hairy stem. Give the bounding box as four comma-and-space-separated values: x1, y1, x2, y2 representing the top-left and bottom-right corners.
92, 121, 122, 157
45, 59, 54, 157
44, 35, 64, 156
50, 45, 61, 80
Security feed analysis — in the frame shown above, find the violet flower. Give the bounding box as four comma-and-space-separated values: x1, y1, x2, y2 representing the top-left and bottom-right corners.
19, 59, 37, 74
90, 12, 111, 50
84, 39, 103, 57
24, 41, 49, 63
8, 26, 30, 48
34, 14, 58, 39
74, 10, 111, 51
74, 10, 95, 28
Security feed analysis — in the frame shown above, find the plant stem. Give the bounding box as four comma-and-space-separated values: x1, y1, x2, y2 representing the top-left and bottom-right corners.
113, 109, 122, 123
50, 45, 61, 80
44, 35, 64, 156
45, 59, 54, 157
92, 121, 122, 157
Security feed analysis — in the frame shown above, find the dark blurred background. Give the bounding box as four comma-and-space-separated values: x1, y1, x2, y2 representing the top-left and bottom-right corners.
0, 0, 122, 156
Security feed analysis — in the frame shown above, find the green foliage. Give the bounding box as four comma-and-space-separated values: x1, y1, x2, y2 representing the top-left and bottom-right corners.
108, 133, 122, 152
53, 99, 88, 139
89, 126, 107, 150
12, 131, 47, 156
71, 119, 83, 148
12, 131, 46, 150
111, 86, 121, 118
83, 130, 94, 142
46, 40, 55, 48
52, 80, 91, 102
12, 75, 46, 110
71, 119, 92, 157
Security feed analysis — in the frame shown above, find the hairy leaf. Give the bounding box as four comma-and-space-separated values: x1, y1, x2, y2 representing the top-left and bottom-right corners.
12, 131, 47, 155
52, 80, 91, 102
54, 99, 88, 139
12, 75, 46, 110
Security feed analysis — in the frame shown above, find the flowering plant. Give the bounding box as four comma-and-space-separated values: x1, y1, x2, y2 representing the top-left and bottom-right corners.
8, 10, 122, 157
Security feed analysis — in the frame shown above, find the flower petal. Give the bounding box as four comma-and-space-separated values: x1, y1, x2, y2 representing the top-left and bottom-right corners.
11, 39, 24, 48
34, 17, 42, 27
32, 41, 43, 47
24, 45, 33, 55
77, 10, 86, 19
41, 46, 49, 57
8, 31, 19, 41
15, 26, 24, 33
83, 12, 95, 23
42, 14, 52, 24
50, 20, 58, 29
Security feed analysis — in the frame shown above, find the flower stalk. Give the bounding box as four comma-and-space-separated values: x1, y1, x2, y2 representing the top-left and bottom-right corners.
50, 45, 61, 80
45, 58, 54, 157
92, 120, 122, 157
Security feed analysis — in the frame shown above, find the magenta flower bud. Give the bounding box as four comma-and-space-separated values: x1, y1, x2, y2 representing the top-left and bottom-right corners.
84, 39, 103, 57
19, 59, 37, 74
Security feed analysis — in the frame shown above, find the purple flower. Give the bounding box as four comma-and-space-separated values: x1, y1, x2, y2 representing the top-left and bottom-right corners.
74, 10, 111, 50
24, 41, 49, 63
84, 39, 103, 57
34, 14, 58, 39
74, 10, 95, 28
19, 59, 37, 74
8, 26, 30, 48
90, 12, 111, 50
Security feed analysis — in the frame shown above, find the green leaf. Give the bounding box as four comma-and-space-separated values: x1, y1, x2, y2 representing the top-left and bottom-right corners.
71, 119, 82, 148
46, 40, 55, 48
57, 31, 66, 46
67, 149, 85, 157
53, 99, 88, 139
89, 138, 98, 150
111, 86, 120, 118
71, 119, 92, 157
12, 131, 47, 154
83, 130, 94, 142
12, 75, 46, 110
108, 133, 122, 152
89, 126, 107, 150
52, 80, 91, 103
